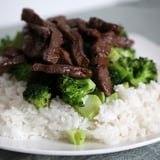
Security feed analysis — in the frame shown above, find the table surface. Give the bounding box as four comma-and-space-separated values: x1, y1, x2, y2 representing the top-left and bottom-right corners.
0, 0, 160, 159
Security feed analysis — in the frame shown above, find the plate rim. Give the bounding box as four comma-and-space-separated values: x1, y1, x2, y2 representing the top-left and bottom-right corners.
0, 134, 160, 156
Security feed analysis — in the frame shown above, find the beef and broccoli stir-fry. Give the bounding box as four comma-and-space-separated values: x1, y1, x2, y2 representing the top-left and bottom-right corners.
0, 8, 157, 120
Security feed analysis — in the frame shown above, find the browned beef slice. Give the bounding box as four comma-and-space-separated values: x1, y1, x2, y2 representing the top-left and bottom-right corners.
27, 23, 51, 40
2, 46, 23, 58
22, 9, 65, 63
113, 35, 134, 48
94, 65, 113, 96
22, 25, 46, 58
67, 18, 101, 39
89, 17, 124, 34
91, 57, 109, 66
70, 29, 90, 67
58, 48, 73, 65
47, 15, 66, 24
91, 36, 112, 59
32, 63, 92, 78
52, 18, 90, 67
43, 24, 64, 64
0, 55, 26, 74
43, 47, 60, 64
21, 8, 46, 26
90, 34, 113, 95
0, 55, 26, 66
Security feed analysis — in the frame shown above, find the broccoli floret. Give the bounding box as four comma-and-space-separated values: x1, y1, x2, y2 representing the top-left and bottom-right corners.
27, 71, 60, 97
0, 32, 22, 55
109, 57, 157, 87
109, 47, 135, 63
23, 84, 51, 109
59, 75, 96, 107
109, 63, 128, 85
128, 57, 157, 86
59, 76, 104, 120
11, 63, 32, 81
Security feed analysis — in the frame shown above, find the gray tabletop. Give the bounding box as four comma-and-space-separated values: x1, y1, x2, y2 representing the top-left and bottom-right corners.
0, 0, 160, 159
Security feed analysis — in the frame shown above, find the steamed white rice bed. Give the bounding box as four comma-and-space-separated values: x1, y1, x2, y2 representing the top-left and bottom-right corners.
0, 74, 160, 145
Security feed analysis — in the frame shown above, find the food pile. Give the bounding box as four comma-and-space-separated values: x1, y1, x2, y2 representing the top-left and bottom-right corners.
0, 8, 158, 145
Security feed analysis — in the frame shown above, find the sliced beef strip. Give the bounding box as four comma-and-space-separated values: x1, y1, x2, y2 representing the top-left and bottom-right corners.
47, 23, 63, 48
22, 9, 64, 64
0, 55, 26, 74
0, 55, 26, 67
27, 23, 51, 40
89, 17, 124, 34
93, 65, 113, 96
22, 8, 53, 41
91, 57, 109, 66
2, 46, 24, 58
22, 25, 46, 58
70, 29, 90, 67
89, 33, 112, 95
43, 36, 73, 65
58, 48, 73, 65
52, 17, 90, 67
32, 63, 92, 79
67, 18, 101, 39
113, 35, 134, 48
90, 32, 115, 61
23, 32, 46, 58
47, 15, 66, 24
43, 24, 64, 64
22, 8, 46, 26
102, 32, 134, 48
91, 35, 112, 94
43, 47, 60, 64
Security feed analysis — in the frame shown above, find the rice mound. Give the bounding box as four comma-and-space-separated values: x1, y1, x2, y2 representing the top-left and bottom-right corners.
0, 73, 160, 145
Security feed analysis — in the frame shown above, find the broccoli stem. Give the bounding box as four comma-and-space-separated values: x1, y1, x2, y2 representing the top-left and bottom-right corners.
75, 94, 102, 120
67, 128, 86, 145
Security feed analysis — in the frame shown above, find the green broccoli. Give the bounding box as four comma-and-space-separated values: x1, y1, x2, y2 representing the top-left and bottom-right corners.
68, 128, 86, 145
59, 76, 105, 120
0, 32, 22, 55
59, 75, 96, 107
11, 63, 32, 81
75, 94, 102, 120
128, 57, 157, 86
93, 88, 106, 103
109, 57, 157, 87
109, 47, 135, 63
106, 92, 119, 103
23, 84, 51, 109
109, 63, 128, 85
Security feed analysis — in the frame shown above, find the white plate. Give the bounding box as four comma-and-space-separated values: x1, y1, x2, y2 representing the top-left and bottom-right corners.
0, 34, 160, 156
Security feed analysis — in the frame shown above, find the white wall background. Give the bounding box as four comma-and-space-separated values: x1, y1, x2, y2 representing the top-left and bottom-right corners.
0, 0, 139, 28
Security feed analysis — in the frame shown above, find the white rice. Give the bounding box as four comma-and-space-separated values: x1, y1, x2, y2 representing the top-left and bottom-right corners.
0, 73, 160, 145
